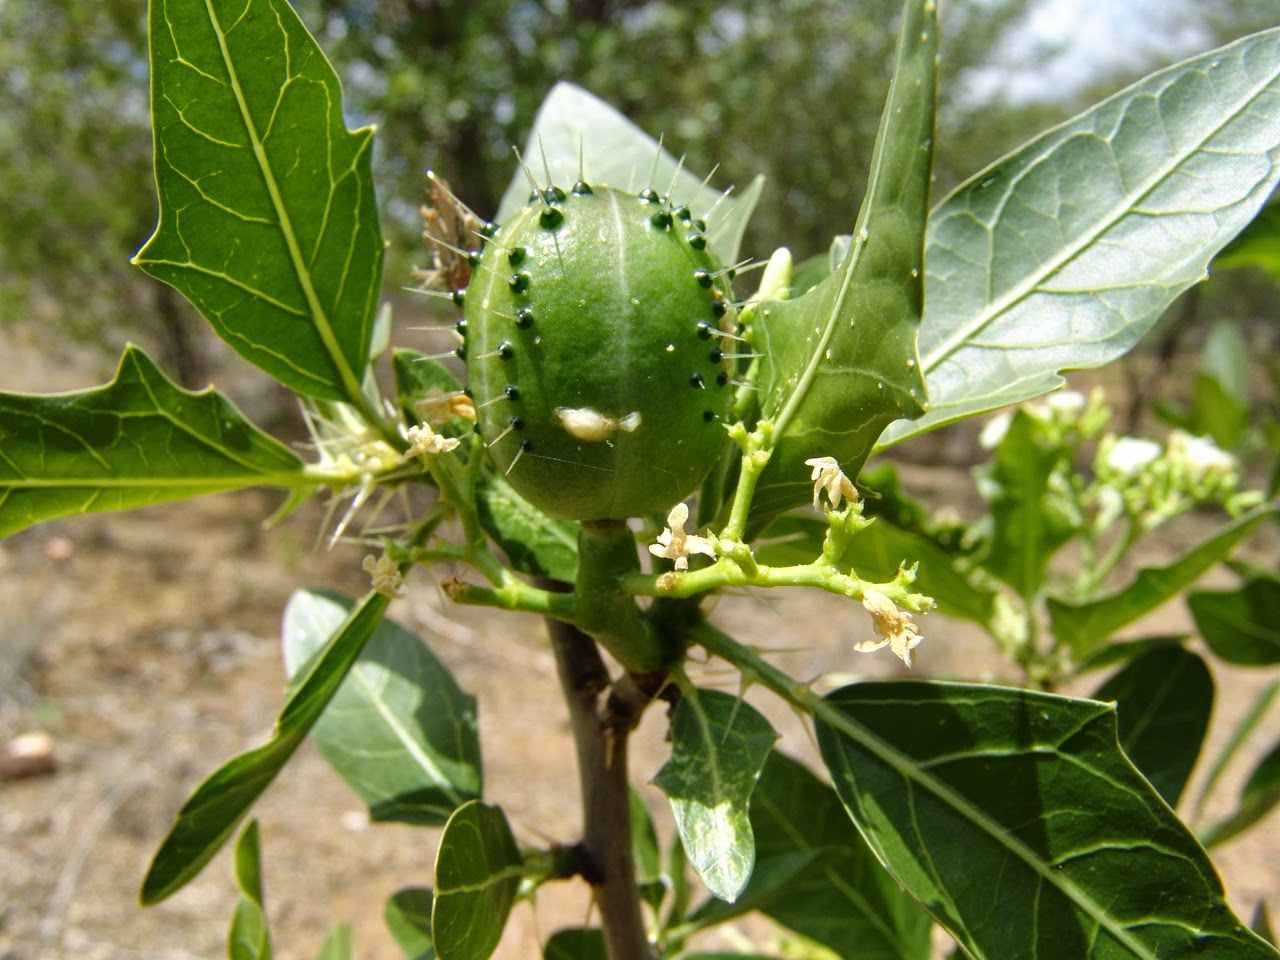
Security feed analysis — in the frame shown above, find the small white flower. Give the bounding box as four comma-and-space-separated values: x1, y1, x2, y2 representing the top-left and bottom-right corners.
1168, 430, 1237, 478
805, 456, 858, 512
648, 503, 716, 572
1044, 390, 1087, 414
1104, 436, 1162, 475
978, 411, 1012, 450
363, 553, 404, 598
403, 422, 461, 459
854, 589, 923, 667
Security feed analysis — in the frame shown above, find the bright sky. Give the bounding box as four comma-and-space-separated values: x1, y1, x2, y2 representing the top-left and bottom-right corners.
960, 0, 1215, 105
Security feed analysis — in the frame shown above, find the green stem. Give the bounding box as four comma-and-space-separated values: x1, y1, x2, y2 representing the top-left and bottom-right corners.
575, 521, 671, 672
443, 577, 577, 621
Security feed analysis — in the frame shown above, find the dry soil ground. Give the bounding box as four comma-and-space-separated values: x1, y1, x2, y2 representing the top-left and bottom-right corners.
1, 327, 1277, 960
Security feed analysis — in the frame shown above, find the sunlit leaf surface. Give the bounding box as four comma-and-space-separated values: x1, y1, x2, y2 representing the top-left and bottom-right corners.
749, 0, 933, 515
135, 0, 383, 401
816, 680, 1277, 960
283, 589, 481, 826
0, 345, 305, 537
881, 27, 1280, 446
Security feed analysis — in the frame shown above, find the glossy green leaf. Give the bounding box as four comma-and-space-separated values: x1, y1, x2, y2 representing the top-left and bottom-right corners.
314, 923, 354, 960
1048, 506, 1276, 656
749, 0, 933, 516
815, 680, 1278, 960
1092, 645, 1213, 807
0, 345, 306, 538
385, 887, 436, 960
1189, 573, 1280, 665
135, 0, 383, 402
755, 515, 994, 626
881, 26, 1280, 448
1193, 681, 1279, 821
475, 474, 578, 583
629, 788, 666, 915
228, 820, 272, 960
282, 589, 481, 826
653, 688, 778, 903
496, 82, 762, 267
543, 929, 606, 960
432, 801, 523, 960
141, 589, 390, 904
1200, 736, 1280, 848
1216, 198, 1280, 279
976, 409, 1081, 599
690, 751, 931, 960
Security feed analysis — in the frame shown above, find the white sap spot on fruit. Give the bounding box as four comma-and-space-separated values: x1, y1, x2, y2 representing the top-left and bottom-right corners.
631, 298, 641, 307
666, 343, 675, 352
482, 297, 492, 309
555, 407, 642, 442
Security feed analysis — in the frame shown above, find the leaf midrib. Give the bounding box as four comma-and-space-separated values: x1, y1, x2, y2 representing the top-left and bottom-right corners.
921, 48, 1280, 375
817, 692, 1157, 959
348, 658, 468, 808
203, 0, 365, 405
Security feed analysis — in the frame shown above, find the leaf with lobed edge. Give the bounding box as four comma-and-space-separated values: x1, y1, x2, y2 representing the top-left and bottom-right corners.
495, 82, 763, 267
135, 0, 383, 403
0, 345, 306, 538
748, 0, 934, 518
879, 26, 1280, 449
816, 680, 1280, 960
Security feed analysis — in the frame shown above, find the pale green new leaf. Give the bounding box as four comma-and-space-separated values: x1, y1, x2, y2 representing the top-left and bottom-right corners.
652, 689, 778, 904
881, 26, 1280, 447
228, 820, 272, 960
432, 801, 523, 960
141, 589, 390, 904
135, 0, 383, 402
282, 589, 481, 826
1048, 506, 1276, 656
749, 0, 933, 516
816, 681, 1279, 960
1092, 645, 1213, 807
496, 82, 763, 267
0, 345, 305, 538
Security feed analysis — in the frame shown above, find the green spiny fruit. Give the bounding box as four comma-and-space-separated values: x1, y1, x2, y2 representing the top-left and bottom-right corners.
461, 182, 737, 521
